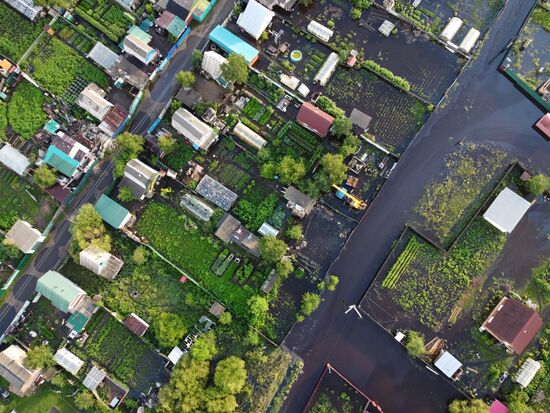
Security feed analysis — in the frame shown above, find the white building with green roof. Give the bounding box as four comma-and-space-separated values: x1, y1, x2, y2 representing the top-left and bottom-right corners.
95, 194, 133, 229
35, 270, 86, 313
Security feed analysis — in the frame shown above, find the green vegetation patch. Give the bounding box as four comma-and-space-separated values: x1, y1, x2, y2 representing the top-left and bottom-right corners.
0, 167, 41, 230
532, 6, 550, 32
7, 81, 47, 139
386, 220, 506, 330
0, 3, 45, 61
136, 202, 254, 316
6, 385, 79, 413
233, 182, 278, 232
24, 36, 108, 96
75, 0, 135, 42
415, 145, 507, 246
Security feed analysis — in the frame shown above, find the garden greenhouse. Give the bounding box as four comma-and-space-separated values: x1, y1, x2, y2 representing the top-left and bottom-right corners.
307, 20, 333, 43
314, 52, 339, 86
440, 17, 463, 42
233, 121, 267, 151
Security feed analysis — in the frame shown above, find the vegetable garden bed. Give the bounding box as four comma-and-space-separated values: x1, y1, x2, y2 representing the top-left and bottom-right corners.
75, 0, 135, 42
0, 2, 46, 61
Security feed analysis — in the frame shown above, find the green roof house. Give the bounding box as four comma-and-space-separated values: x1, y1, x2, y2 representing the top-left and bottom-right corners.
95, 194, 132, 229
36, 271, 86, 313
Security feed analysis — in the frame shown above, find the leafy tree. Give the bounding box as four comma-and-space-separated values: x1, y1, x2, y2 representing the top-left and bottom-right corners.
326, 275, 339, 291
259, 236, 287, 263
160, 187, 173, 198
24, 344, 55, 369
214, 356, 247, 395
448, 399, 488, 413
117, 186, 135, 202
50, 373, 67, 388
278, 156, 306, 185
205, 391, 238, 413
221, 54, 249, 85
298, 292, 321, 321
247, 295, 269, 330
154, 313, 187, 349
71, 203, 111, 253
332, 117, 352, 137
132, 246, 148, 265
405, 331, 426, 357
524, 174, 550, 196
117, 132, 144, 159
285, 224, 302, 240
192, 50, 203, 71
191, 330, 218, 362
339, 135, 361, 157
0, 240, 21, 262
159, 135, 177, 154
219, 312, 232, 325
33, 164, 57, 188
176, 71, 196, 89
276, 258, 294, 277
75, 390, 97, 410
319, 153, 347, 185
299, 0, 314, 6
35, 0, 79, 8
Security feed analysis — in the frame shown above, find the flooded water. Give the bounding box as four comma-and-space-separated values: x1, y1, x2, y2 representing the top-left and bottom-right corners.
281, 1, 548, 412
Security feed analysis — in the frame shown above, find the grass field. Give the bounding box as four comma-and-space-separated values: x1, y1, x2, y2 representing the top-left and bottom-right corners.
6, 386, 79, 413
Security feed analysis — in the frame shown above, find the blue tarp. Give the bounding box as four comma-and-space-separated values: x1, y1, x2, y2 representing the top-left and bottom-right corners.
208, 25, 259, 65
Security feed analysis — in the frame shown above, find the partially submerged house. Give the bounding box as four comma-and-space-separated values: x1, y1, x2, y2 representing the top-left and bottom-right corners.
433, 351, 462, 381
480, 297, 543, 354
54, 348, 84, 376
171, 108, 218, 151
0, 345, 41, 396
296, 102, 334, 138
79, 246, 124, 280
535, 113, 550, 140
95, 194, 133, 229
5, 220, 44, 254
283, 186, 315, 218
0, 144, 31, 176
77, 83, 113, 121
236, 0, 274, 40
44, 133, 92, 178
120, 158, 160, 200
215, 214, 260, 257
489, 400, 509, 413
483, 187, 531, 233
196, 175, 238, 211
208, 25, 259, 65
124, 313, 150, 337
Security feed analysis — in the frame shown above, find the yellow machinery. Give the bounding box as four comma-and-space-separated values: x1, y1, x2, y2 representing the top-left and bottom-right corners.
332, 185, 367, 210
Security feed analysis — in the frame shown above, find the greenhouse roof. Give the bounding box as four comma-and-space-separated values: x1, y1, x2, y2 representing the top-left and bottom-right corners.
54, 348, 84, 376
0, 144, 30, 176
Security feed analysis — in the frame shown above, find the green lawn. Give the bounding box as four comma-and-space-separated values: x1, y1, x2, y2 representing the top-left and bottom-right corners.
7, 386, 79, 413
0, 167, 41, 231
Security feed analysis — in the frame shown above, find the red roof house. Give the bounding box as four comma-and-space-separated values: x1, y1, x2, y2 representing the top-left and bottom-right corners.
534, 113, 550, 140
296, 102, 334, 138
124, 313, 150, 337
480, 297, 543, 354
489, 400, 508, 413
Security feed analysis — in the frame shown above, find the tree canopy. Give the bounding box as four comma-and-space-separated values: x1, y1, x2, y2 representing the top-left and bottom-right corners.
332, 116, 353, 137
405, 331, 426, 357
33, 164, 57, 188
259, 236, 287, 263
154, 312, 187, 349
158, 135, 177, 154
214, 356, 247, 395
319, 153, 348, 185
298, 292, 321, 320
24, 345, 55, 370
278, 156, 306, 185
448, 399, 488, 413
190, 330, 218, 362
524, 173, 550, 196
71, 203, 111, 253
176, 71, 196, 89
221, 54, 249, 85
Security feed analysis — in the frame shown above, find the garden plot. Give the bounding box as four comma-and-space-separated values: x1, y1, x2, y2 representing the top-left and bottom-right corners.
325, 68, 427, 154
285, 3, 462, 103
412, 144, 509, 248
0, 2, 46, 61
510, 6, 550, 91
51, 19, 96, 56
23, 35, 109, 96
0, 166, 57, 231
75, 0, 135, 43
74, 310, 169, 398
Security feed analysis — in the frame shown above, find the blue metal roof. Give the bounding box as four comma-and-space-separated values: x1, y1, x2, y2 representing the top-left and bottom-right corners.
208, 25, 259, 65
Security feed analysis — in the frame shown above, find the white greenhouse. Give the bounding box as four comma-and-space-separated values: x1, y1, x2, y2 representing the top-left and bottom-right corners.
280, 74, 300, 90
233, 121, 267, 151
514, 358, 541, 388
307, 20, 333, 43
440, 17, 463, 42
458, 28, 481, 54
314, 52, 339, 86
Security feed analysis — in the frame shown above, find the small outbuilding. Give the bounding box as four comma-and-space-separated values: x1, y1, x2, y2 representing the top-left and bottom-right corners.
181, 194, 215, 221
208, 25, 259, 65
480, 297, 543, 354
237, 0, 274, 40
83, 365, 107, 391
36, 270, 86, 314
283, 186, 315, 217
489, 400, 508, 413
172, 108, 218, 151
534, 113, 550, 140
296, 102, 334, 138
196, 175, 238, 211
79, 246, 124, 280
5, 220, 44, 254
232, 121, 267, 151
77, 83, 113, 121
458, 28, 481, 54
378, 20, 395, 37
209, 301, 226, 318
514, 358, 541, 388
95, 194, 133, 229
258, 222, 279, 237
0, 144, 31, 176
124, 313, 150, 337
433, 351, 462, 380
350, 108, 372, 131
483, 187, 531, 233
54, 348, 84, 376
120, 158, 160, 200
440, 17, 463, 42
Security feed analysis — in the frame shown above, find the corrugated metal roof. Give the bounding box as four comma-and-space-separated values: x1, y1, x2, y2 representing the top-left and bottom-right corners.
296, 102, 334, 138
36, 270, 84, 313
88, 42, 119, 70
166, 15, 188, 38
95, 194, 131, 229
44, 145, 80, 177
208, 25, 259, 65
483, 187, 531, 233
236, 0, 274, 40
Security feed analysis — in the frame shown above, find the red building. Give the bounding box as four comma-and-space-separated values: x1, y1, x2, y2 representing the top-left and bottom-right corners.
296, 102, 334, 138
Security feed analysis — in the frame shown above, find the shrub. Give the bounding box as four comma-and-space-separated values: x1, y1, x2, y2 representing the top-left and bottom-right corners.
7, 81, 46, 139
363, 60, 411, 91
524, 173, 550, 196
405, 331, 425, 357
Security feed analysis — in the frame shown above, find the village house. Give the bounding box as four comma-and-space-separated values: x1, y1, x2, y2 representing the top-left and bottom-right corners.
283, 186, 316, 218
44, 133, 93, 179
119, 158, 160, 200
208, 25, 259, 66
76, 83, 114, 121
95, 194, 133, 229
122, 27, 158, 65
0, 345, 42, 396
124, 313, 150, 337
215, 214, 260, 257
5, 220, 44, 254
201, 51, 228, 85
296, 102, 334, 138
172, 108, 219, 151
236, 0, 274, 40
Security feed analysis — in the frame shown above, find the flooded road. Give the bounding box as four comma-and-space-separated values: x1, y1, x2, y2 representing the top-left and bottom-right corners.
281, 1, 548, 412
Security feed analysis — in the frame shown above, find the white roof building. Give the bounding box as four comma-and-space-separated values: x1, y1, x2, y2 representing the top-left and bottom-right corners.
171, 108, 218, 150
54, 348, 84, 376
77, 83, 113, 121
378, 20, 395, 37
434, 351, 462, 380
201, 50, 228, 81
79, 246, 124, 280
4, 0, 42, 21
5, 220, 44, 254
237, 0, 275, 40
167, 346, 184, 364
297, 83, 310, 97
83, 365, 107, 391
232, 121, 267, 151
314, 52, 339, 86
459, 28, 481, 54
483, 187, 531, 233
0, 144, 31, 176
440, 17, 463, 42
0, 345, 41, 396
280, 74, 300, 90
258, 222, 279, 237
514, 358, 541, 388
120, 158, 160, 200
307, 20, 333, 43
88, 42, 119, 70
113, 0, 137, 10
122, 35, 157, 65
